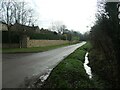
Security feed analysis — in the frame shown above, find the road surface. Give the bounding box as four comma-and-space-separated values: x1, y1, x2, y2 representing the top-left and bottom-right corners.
2, 42, 86, 88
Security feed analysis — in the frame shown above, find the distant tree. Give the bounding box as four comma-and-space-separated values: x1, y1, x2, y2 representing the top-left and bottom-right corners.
51, 21, 66, 34
60, 25, 66, 34
53, 31, 57, 35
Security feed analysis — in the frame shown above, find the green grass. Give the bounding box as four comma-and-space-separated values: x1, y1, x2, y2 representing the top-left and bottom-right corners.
2, 43, 73, 53
40, 42, 109, 89
41, 42, 94, 88
2, 41, 80, 53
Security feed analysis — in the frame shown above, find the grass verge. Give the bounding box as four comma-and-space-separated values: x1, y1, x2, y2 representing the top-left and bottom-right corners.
2, 43, 76, 54
40, 42, 109, 89
41, 42, 94, 88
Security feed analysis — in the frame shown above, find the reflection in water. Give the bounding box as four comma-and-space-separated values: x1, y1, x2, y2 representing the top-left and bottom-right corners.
84, 52, 92, 79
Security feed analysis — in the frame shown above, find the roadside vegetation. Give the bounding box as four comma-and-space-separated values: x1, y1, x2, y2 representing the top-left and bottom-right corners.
89, 1, 120, 88
41, 43, 92, 88
34, 42, 109, 88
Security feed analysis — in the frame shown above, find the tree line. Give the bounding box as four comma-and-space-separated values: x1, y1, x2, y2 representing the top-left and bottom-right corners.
89, 1, 120, 88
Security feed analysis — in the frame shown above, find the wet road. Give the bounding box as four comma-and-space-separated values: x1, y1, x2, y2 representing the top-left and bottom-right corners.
2, 42, 86, 88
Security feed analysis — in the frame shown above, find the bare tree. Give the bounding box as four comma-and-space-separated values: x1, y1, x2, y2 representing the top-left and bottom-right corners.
60, 25, 66, 34
0, 0, 14, 24
0, 0, 37, 26
51, 21, 66, 34
0, 0, 15, 46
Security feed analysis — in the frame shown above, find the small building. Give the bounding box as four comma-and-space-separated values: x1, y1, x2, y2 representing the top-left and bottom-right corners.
10, 23, 40, 33
0, 22, 40, 33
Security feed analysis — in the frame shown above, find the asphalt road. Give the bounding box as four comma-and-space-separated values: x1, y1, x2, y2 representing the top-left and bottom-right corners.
2, 42, 86, 88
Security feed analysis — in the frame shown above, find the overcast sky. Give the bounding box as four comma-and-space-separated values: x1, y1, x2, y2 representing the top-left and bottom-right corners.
26, 0, 97, 34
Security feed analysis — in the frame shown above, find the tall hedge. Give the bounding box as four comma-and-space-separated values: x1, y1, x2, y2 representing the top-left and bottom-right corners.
2, 31, 19, 43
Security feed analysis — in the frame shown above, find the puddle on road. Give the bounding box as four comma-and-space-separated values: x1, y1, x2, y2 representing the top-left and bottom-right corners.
84, 52, 92, 79
39, 68, 52, 82
20, 68, 53, 88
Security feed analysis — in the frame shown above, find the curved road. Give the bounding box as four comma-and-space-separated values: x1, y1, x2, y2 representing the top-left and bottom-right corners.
3, 42, 86, 88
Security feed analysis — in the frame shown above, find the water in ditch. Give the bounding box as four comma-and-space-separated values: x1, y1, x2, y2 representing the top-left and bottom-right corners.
84, 52, 92, 79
